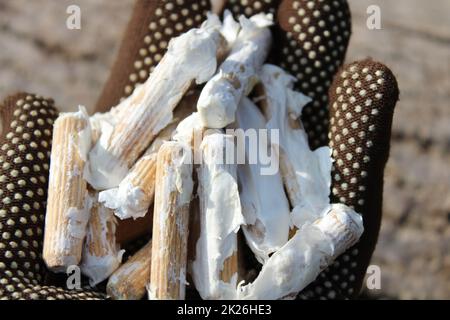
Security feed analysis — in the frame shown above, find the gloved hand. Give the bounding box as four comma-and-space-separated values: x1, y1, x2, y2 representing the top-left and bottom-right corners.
0, 0, 399, 300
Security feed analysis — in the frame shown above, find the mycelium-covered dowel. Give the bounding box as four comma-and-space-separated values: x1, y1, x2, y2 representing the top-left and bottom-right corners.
98, 124, 173, 220
235, 97, 291, 264
90, 83, 145, 145
107, 240, 152, 300
197, 13, 273, 129
43, 107, 92, 271
148, 141, 194, 300
100, 152, 157, 220
191, 131, 245, 300
172, 112, 205, 158
259, 64, 333, 228
87, 15, 225, 190
99, 93, 198, 220
80, 191, 124, 286
237, 204, 364, 300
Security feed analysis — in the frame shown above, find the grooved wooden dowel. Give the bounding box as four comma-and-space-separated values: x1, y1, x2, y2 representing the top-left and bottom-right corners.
197, 14, 272, 128
87, 17, 225, 190
191, 132, 244, 300
89, 85, 142, 146
238, 204, 364, 300
259, 64, 332, 230
149, 141, 193, 300
99, 93, 198, 220
107, 240, 152, 300
80, 191, 123, 286
43, 107, 92, 272
235, 97, 291, 264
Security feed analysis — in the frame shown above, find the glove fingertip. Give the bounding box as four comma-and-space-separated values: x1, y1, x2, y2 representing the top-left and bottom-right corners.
276, 0, 352, 149
0, 93, 56, 288
324, 59, 399, 298
328, 58, 400, 184
299, 60, 400, 300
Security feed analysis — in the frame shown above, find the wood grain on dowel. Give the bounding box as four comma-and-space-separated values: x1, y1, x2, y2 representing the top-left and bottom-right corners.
149, 141, 193, 300
99, 92, 199, 220
107, 240, 152, 300
112, 94, 199, 246
43, 107, 91, 271
87, 18, 225, 190
80, 191, 123, 286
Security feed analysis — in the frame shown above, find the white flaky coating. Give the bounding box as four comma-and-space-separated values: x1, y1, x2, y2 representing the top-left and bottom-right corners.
98, 93, 199, 220
89, 83, 144, 145
172, 112, 204, 145
43, 106, 92, 271
87, 15, 225, 190
197, 13, 273, 129
192, 132, 245, 300
100, 113, 202, 234
98, 154, 156, 220
98, 123, 175, 220
149, 141, 194, 300
172, 112, 207, 167
80, 192, 124, 286
237, 204, 364, 300
220, 10, 240, 45
107, 240, 152, 300
235, 98, 291, 264
259, 64, 333, 228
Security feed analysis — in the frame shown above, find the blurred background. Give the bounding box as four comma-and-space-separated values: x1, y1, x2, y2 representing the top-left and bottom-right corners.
0, 0, 449, 299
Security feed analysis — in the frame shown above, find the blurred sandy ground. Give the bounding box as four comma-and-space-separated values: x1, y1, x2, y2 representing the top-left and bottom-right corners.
0, 0, 449, 299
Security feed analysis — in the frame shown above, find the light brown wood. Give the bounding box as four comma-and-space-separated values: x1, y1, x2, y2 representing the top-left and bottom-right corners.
220, 250, 238, 284
107, 240, 152, 300
98, 92, 199, 220
149, 141, 193, 300
98, 152, 158, 220
43, 108, 91, 271
87, 20, 225, 190
80, 191, 123, 286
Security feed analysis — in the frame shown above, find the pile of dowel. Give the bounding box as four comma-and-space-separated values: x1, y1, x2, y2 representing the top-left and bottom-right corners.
42, 12, 364, 300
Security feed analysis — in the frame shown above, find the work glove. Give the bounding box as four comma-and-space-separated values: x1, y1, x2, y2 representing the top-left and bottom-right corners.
0, 0, 399, 300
